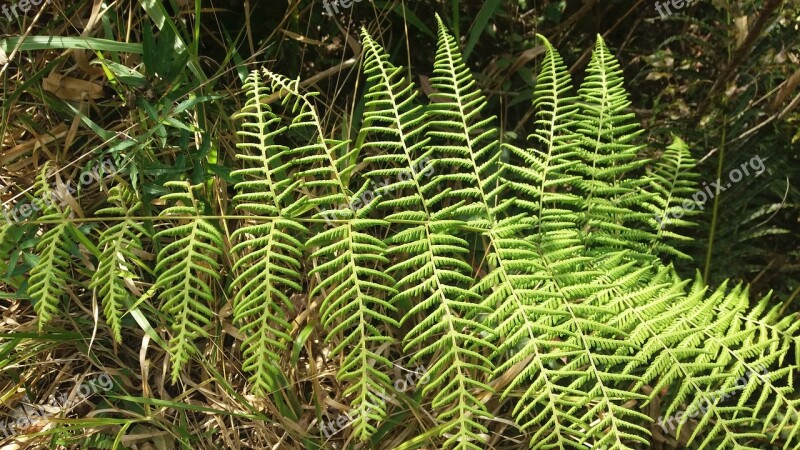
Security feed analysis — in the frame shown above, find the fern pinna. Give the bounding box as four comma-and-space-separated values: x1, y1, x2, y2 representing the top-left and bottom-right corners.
23, 16, 800, 450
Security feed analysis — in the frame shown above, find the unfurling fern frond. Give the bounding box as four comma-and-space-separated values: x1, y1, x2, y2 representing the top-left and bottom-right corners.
28, 163, 73, 330
89, 184, 148, 342
154, 181, 223, 382
260, 68, 399, 439
230, 70, 307, 395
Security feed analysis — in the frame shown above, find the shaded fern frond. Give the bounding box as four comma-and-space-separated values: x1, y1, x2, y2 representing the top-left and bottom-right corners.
154, 181, 223, 383
0, 220, 14, 261
643, 135, 701, 259
89, 184, 148, 342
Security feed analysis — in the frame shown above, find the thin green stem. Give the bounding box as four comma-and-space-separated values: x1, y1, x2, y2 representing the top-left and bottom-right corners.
703, 113, 726, 282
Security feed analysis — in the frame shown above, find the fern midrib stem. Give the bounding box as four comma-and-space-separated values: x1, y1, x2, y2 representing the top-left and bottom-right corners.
703, 115, 726, 282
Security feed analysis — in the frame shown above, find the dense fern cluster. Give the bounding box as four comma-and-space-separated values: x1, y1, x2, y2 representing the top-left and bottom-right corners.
10, 15, 800, 449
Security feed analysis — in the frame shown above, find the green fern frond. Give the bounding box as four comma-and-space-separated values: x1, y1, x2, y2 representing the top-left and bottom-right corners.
358, 30, 500, 447
231, 219, 304, 395
426, 14, 508, 225
621, 273, 800, 449
259, 69, 357, 214
154, 181, 223, 383
89, 184, 148, 343
259, 67, 400, 439
27, 163, 73, 330
230, 72, 309, 394
505, 34, 584, 244
307, 220, 398, 439
575, 35, 655, 258
233, 69, 308, 215
0, 220, 14, 261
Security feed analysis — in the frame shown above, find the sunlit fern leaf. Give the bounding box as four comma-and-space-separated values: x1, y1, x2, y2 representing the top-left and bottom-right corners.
619, 273, 800, 449
233, 69, 308, 216
89, 184, 148, 343
230, 70, 308, 394
359, 29, 438, 218
27, 163, 73, 330
490, 251, 660, 449
154, 181, 223, 383
575, 35, 655, 258
259, 68, 399, 439
260, 70, 357, 210
505, 34, 584, 248
231, 219, 305, 395
236, 26, 800, 450
307, 219, 398, 439
426, 15, 510, 226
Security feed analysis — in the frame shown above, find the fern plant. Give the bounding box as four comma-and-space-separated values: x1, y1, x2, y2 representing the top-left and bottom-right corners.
153, 181, 224, 382
89, 183, 148, 343
229, 71, 308, 395
18, 17, 800, 450
27, 163, 74, 331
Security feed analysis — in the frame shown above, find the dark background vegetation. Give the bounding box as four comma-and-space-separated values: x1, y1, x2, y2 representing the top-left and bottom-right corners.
1, 0, 798, 448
